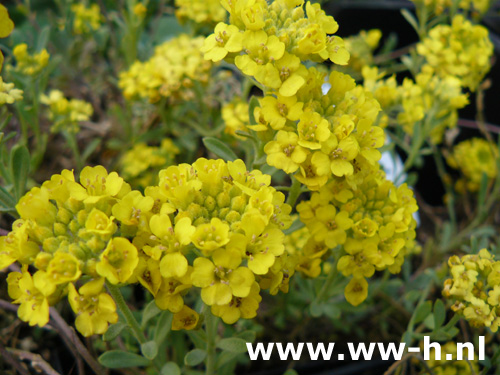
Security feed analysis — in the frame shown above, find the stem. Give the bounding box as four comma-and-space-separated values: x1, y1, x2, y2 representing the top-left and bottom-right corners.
64, 131, 83, 172
313, 262, 337, 305
286, 177, 302, 207
106, 282, 147, 345
204, 307, 218, 375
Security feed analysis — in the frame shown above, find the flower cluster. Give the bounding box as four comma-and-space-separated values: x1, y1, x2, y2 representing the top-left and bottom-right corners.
202, 0, 350, 84
120, 139, 180, 188
40, 90, 93, 133
363, 65, 468, 143
446, 138, 498, 193
175, 0, 226, 26
343, 29, 382, 73
298, 173, 418, 306
222, 98, 250, 139
411, 0, 492, 16
2, 159, 293, 334
119, 35, 212, 103
133, 158, 292, 324
10, 43, 50, 76
0, 77, 23, 105
443, 249, 500, 331
416, 15, 493, 91
71, 3, 102, 35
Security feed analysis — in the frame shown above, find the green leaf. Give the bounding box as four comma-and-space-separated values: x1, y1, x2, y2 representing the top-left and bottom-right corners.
310, 301, 323, 318
216, 351, 240, 369
186, 330, 207, 348
400, 9, 419, 35
235, 330, 256, 343
414, 301, 432, 324
10, 145, 30, 202
202, 137, 238, 162
36, 25, 51, 52
184, 349, 206, 367
141, 341, 158, 360
102, 322, 127, 341
248, 96, 260, 124
433, 299, 446, 330
142, 300, 162, 328
423, 314, 435, 330
161, 362, 181, 375
0, 185, 16, 208
283, 370, 298, 375
81, 138, 101, 163
216, 338, 248, 354
98, 350, 151, 368
154, 310, 173, 346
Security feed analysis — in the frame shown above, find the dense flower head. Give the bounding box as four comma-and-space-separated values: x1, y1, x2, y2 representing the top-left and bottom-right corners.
252, 69, 384, 191
120, 139, 180, 188
10, 43, 49, 76
416, 15, 493, 91
119, 35, 213, 103
411, 0, 492, 17
40, 90, 93, 133
202, 0, 349, 91
0, 77, 23, 105
443, 249, 500, 332
71, 3, 102, 34
298, 171, 418, 306
131, 158, 293, 323
175, 0, 227, 26
2, 160, 294, 330
446, 138, 498, 193
363, 65, 468, 144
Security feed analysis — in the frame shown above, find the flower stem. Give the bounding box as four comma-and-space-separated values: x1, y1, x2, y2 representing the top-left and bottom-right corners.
106, 282, 147, 345
204, 307, 218, 375
64, 130, 83, 172
313, 261, 338, 305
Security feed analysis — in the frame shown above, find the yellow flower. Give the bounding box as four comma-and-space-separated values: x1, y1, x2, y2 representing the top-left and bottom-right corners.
69, 166, 127, 204
40, 90, 93, 133
192, 248, 254, 306
11, 43, 49, 76
71, 3, 102, 34
344, 277, 368, 306
8, 270, 51, 327
222, 99, 250, 138
260, 94, 303, 130
96, 238, 139, 284
68, 278, 118, 336
0, 4, 14, 71
446, 138, 497, 193
155, 269, 192, 312
192, 218, 230, 255
175, 0, 226, 26
202, 23, 244, 62
297, 110, 331, 150
321, 134, 360, 177
264, 131, 308, 174
416, 14, 493, 91
0, 77, 23, 104
46, 252, 81, 286
235, 31, 285, 88
119, 35, 212, 103
171, 305, 199, 330
211, 282, 262, 324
